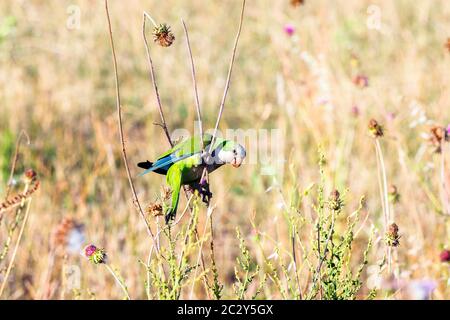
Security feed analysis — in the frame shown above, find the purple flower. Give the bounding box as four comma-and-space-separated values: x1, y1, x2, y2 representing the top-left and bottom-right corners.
284, 24, 295, 36
84, 244, 97, 257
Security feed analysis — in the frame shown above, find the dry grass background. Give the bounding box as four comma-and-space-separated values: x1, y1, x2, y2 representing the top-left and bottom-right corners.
0, 0, 449, 299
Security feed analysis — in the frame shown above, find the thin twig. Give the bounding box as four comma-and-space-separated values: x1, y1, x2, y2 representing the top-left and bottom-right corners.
189, 205, 215, 299
105, 264, 131, 300
208, 0, 246, 152
181, 19, 204, 148
104, 0, 158, 251
4, 130, 30, 200
0, 186, 33, 297
143, 11, 173, 147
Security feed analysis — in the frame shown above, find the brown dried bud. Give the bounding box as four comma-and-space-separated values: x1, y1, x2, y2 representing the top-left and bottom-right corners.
385, 223, 400, 247
153, 24, 175, 47
328, 189, 343, 211
368, 119, 384, 138
24, 169, 37, 182
146, 202, 163, 217
160, 186, 172, 202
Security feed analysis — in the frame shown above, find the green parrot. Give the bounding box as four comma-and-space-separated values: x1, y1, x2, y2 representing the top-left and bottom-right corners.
138, 133, 246, 223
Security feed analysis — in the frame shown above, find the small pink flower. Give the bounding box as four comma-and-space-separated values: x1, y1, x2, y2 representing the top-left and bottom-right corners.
284, 24, 295, 36
440, 249, 450, 262
84, 244, 97, 257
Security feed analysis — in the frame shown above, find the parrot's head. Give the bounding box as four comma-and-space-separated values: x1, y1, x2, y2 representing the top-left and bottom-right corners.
217, 140, 246, 168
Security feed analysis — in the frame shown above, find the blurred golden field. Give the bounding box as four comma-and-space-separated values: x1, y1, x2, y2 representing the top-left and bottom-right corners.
0, 0, 449, 300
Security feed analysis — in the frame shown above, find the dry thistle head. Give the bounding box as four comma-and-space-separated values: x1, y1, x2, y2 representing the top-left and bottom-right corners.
290, 0, 305, 7
368, 118, 384, 138
160, 186, 172, 202
153, 23, 175, 47
146, 202, 163, 217
328, 189, 343, 211
24, 168, 37, 183
385, 223, 400, 247
388, 185, 400, 204
84, 244, 107, 264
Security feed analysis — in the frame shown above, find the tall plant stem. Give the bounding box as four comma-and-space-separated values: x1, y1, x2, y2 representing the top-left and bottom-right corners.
0, 183, 32, 297
105, 264, 131, 300
104, 1, 159, 255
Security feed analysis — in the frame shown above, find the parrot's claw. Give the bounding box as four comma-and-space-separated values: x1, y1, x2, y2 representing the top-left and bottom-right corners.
190, 181, 213, 205
165, 209, 176, 224
199, 181, 212, 205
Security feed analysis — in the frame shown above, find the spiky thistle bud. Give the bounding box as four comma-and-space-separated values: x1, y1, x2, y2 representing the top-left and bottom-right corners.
24, 169, 37, 183
388, 185, 400, 204
368, 119, 384, 138
328, 189, 343, 211
385, 223, 400, 247
153, 23, 175, 47
84, 244, 107, 264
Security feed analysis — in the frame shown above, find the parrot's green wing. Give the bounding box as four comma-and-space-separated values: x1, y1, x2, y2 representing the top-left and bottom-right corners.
138, 134, 224, 176
165, 162, 183, 223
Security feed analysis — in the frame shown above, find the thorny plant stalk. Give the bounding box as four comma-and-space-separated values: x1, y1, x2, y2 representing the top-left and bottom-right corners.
143, 12, 173, 147
104, 0, 159, 253
143, 9, 211, 296
374, 139, 392, 273
105, 264, 131, 300
0, 181, 32, 297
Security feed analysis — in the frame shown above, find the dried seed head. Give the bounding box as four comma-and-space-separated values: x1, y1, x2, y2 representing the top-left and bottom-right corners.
388, 185, 400, 204
160, 186, 172, 202
328, 189, 343, 211
153, 23, 175, 47
290, 0, 305, 7
445, 38, 450, 53
385, 223, 400, 247
84, 244, 107, 264
24, 169, 37, 183
368, 118, 384, 138
146, 202, 163, 217
440, 249, 450, 262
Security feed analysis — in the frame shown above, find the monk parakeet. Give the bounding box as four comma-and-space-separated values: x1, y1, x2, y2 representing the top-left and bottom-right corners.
138, 134, 246, 223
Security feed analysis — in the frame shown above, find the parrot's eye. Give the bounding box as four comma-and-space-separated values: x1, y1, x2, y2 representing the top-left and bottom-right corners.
233, 149, 237, 155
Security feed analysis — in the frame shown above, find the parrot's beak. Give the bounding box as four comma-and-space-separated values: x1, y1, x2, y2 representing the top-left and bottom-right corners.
232, 157, 242, 168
